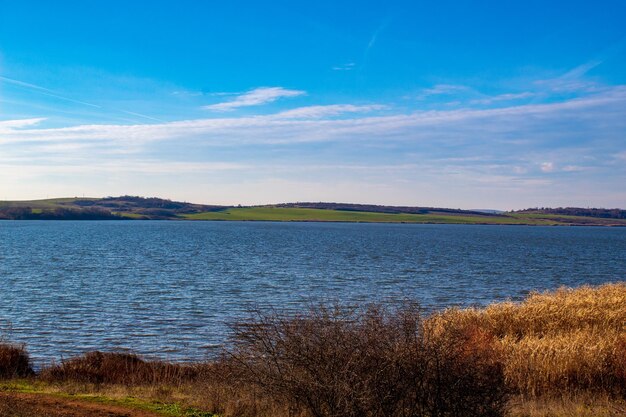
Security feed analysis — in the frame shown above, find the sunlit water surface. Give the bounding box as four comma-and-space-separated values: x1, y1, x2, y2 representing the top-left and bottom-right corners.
1, 221, 624, 364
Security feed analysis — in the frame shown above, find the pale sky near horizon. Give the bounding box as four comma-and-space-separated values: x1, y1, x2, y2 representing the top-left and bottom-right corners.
1, 0, 625, 209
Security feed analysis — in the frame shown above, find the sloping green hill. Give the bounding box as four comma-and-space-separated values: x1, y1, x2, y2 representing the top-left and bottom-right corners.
1, 197, 625, 225
183, 207, 523, 224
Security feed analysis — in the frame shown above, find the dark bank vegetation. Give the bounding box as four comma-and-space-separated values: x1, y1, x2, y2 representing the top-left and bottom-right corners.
1, 283, 625, 416
0, 344, 33, 379
0, 206, 124, 220
274, 202, 497, 216
514, 207, 626, 219
0, 196, 224, 220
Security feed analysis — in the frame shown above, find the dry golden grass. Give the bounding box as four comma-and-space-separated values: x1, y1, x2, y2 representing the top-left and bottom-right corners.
509, 394, 626, 417
430, 282, 626, 397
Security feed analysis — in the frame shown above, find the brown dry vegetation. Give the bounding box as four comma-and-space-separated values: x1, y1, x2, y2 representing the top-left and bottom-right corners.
224, 304, 508, 417
0, 283, 624, 417
0, 344, 33, 379
430, 283, 626, 397
39, 351, 203, 386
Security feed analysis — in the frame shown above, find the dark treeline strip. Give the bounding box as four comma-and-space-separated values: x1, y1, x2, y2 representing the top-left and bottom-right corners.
514, 207, 626, 219
0, 207, 124, 220
274, 202, 499, 216
74, 195, 227, 214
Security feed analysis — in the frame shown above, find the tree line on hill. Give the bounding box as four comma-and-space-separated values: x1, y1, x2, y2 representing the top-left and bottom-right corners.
515, 207, 626, 219
73, 195, 225, 215
0, 207, 123, 220
275, 202, 497, 216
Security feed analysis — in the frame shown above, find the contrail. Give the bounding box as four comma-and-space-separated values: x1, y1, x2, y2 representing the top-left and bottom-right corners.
120, 110, 165, 123
0, 75, 102, 108
358, 16, 392, 77
0, 75, 165, 123
562, 36, 626, 79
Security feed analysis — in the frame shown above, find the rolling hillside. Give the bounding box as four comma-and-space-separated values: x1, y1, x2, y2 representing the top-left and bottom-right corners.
1, 196, 625, 226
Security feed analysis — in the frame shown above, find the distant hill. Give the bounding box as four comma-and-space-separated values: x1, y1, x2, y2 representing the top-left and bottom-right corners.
514, 207, 626, 219
0, 196, 227, 220
273, 202, 500, 216
0, 196, 625, 226
70, 195, 226, 218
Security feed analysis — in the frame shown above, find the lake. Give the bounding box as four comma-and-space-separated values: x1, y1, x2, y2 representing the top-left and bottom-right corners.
1, 221, 624, 364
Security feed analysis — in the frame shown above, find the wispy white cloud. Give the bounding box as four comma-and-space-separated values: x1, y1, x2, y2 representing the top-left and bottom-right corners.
540, 162, 555, 173
2, 86, 625, 147
203, 87, 305, 111
0, 117, 46, 131
470, 92, 535, 105
273, 104, 386, 119
416, 84, 473, 99
0, 160, 248, 175
561, 165, 587, 172
333, 63, 356, 71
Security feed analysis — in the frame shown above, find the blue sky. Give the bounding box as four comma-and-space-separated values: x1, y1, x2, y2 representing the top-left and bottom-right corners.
1, 1, 625, 209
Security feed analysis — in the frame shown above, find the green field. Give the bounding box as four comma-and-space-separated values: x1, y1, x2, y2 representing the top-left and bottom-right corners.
0, 198, 88, 209
183, 207, 593, 225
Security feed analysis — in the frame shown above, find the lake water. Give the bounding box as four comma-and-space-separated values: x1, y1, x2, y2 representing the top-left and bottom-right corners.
1, 221, 624, 364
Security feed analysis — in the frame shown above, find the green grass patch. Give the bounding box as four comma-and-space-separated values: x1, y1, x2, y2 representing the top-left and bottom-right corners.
184, 207, 545, 224
0, 379, 212, 417
0, 198, 88, 209
112, 211, 146, 219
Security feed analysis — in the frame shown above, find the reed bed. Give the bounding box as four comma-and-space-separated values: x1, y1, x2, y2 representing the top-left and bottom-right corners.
430, 282, 626, 397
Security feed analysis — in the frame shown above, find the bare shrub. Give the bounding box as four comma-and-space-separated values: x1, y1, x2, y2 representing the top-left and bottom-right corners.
227, 303, 509, 417
40, 351, 201, 386
0, 343, 33, 379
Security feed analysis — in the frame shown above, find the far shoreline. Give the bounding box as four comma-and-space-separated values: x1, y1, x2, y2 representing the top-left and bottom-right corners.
2, 217, 626, 226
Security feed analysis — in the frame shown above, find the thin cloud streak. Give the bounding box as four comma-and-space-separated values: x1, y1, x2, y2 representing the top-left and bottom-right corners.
332, 63, 356, 71
203, 87, 305, 111
120, 110, 166, 123
0, 160, 249, 175
416, 84, 473, 99
470, 92, 535, 105
0, 117, 46, 131
273, 104, 386, 119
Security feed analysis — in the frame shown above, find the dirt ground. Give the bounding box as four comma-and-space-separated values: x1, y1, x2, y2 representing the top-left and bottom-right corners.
0, 392, 164, 417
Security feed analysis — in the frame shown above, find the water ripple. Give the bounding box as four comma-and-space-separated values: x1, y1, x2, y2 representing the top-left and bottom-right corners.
0, 221, 624, 365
